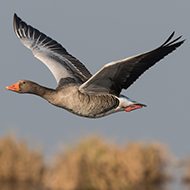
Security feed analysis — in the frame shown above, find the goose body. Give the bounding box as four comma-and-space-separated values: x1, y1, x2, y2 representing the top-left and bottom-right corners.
6, 14, 185, 118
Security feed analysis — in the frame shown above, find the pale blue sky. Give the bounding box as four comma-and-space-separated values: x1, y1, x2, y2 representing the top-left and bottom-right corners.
1, 0, 190, 168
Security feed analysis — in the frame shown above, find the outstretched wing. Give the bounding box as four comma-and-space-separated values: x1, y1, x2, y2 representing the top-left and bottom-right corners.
13, 13, 92, 85
79, 32, 185, 96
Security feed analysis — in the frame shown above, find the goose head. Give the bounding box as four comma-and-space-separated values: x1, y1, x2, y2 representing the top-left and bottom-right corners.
6, 80, 39, 94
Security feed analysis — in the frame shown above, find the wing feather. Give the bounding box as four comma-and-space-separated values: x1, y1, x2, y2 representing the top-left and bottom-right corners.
13, 13, 92, 85
79, 32, 185, 96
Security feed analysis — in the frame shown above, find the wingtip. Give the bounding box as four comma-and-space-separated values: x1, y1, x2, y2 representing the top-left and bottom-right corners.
13, 13, 21, 38
160, 31, 185, 48
13, 13, 19, 23
14, 13, 17, 18
169, 31, 175, 40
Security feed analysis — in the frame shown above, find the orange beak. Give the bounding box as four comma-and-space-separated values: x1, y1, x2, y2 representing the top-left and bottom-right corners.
6, 82, 20, 92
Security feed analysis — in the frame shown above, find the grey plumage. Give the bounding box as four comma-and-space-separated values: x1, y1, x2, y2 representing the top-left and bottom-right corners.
6, 13, 185, 118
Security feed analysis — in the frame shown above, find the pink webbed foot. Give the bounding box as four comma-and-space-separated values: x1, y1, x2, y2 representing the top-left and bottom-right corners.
123, 104, 146, 112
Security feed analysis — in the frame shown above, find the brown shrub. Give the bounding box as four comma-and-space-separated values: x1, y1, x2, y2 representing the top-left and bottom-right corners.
45, 136, 169, 190
182, 159, 190, 186
0, 135, 45, 184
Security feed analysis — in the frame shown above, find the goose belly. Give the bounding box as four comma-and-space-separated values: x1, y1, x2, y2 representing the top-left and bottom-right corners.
53, 90, 120, 118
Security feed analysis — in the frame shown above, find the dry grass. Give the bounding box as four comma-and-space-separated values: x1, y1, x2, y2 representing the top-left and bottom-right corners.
0, 134, 171, 190
182, 159, 190, 186
45, 136, 169, 190
0, 135, 45, 185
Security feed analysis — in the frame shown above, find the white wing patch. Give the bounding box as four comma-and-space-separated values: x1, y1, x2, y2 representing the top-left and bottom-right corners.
79, 62, 119, 95
34, 50, 72, 83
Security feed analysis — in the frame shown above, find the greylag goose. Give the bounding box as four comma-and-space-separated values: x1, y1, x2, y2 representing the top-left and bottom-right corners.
6, 14, 185, 118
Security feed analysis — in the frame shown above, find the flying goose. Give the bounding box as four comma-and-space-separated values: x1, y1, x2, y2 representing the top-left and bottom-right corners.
6, 13, 185, 118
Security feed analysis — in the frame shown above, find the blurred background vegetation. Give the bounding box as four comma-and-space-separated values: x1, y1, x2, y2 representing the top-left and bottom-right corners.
0, 134, 189, 190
